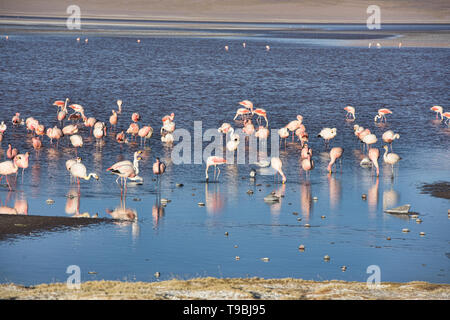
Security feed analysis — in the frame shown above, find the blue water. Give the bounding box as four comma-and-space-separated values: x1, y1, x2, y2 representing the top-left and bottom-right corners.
0, 26, 449, 285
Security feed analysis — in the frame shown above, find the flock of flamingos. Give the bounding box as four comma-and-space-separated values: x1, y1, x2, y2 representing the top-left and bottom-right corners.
0, 97, 448, 200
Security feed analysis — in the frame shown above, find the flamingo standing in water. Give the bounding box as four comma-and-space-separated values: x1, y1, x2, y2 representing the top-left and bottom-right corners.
443, 112, 450, 125
12, 113, 22, 126
344, 106, 356, 119
301, 154, 314, 178
15, 152, 29, 179
70, 134, 83, 155
132, 112, 141, 123
66, 157, 82, 183
327, 147, 343, 174
116, 100, 123, 114
70, 162, 99, 186
162, 113, 175, 124
243, 119, 255, 137
383, 145, 401, 177
255, 126, 269, 140
205, 156, 227, 182
138, 125, 153, 146
318, 128, 337, 147
253, 108, 268, 127
271, 157, 286, 184
84, 117, 96, 135
0, 155, 20, 190
374, 108, 393, 123
153, 157, 166, 186
0, 121, 6, 134
362, 133, 377, 152
278, 127, 289, 149
430, 106, 443, 120
32, 137, 42, 150
382, 130, 400, 151
368, 148, 380, 177
286, 115, 303, 141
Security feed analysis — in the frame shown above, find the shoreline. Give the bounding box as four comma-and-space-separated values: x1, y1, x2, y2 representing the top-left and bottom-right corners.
1, 277, 449, 299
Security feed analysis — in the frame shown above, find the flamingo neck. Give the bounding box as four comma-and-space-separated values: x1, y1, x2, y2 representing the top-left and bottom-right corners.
84, 173, 96, 180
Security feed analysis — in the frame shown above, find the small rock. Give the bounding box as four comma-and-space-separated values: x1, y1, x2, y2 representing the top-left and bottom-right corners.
341, 266, 347, 272
92, 213, 98, 218
133, 198, 141, 201
261, 257, 270, 262
416, 219, 422, 223
234, 245, 238, 248
288, 202, 292, 205
88, 271, 97, 274
161, 198, 170, 203
154, 272, 160, 278
402, 228, 410, 233
192, 193, 195, 196
321, 215, 326, 219
225, 232, 229, 236
246, 190, 254, 195
266, 184, 271, 187
298, 244, 305, 251
386, 237, 391, 240
176, 183, 184, 187
198, 202, 205, 206
235, 256, 240, 260
313, 197, 318, 201
46, 199, 55, 204
297, 218, 302, 221
411, 214, 419, 219
304, 223, 311, 228
249, 169, 257, 178
420, 232, 426, 236
324, 255, 330, 261
264, 194, 280, 202
362, 194, 367, 200
292, 212, 298, 215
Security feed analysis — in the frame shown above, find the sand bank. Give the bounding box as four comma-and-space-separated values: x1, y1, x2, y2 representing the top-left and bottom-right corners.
1, 277, 449, 300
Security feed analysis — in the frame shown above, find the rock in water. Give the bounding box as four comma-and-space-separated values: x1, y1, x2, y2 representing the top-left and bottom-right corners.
385, 204, 411, 215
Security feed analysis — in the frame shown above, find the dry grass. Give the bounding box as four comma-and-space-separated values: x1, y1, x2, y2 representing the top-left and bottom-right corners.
1, 277, 449, 300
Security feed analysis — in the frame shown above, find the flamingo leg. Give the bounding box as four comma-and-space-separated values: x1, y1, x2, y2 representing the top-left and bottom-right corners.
216, 166, 221, 181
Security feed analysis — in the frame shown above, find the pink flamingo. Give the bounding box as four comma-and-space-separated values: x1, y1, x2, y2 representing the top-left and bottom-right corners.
301, 143, 312, 159
382, 130, 400, 151
278, 127, 289, 149
239, 100, 254, 113
327, 147, 344, 174
0, 156, 20, 190
271, 157, 286, 184
15, 152, 29, 179
32, 137, 42, 150
243, 119, 255, 136
70, 134, 83, 155
57, 108, 67, 124
344, 106, 356, 119
368, 148, 380, 177
109, 110, 118, 130
301, 154, 314, 178
7, 144, 18, 159
374, 108, 393, 123
84, 117, 96, 135
430, 106, 443, 120
443, 112, 450, 125
0, 121, 6, 134
162, 113, 175, 124
35, 124, 45, 139
132, 112, 141, 123
93, 126, 105, 145
116, 100, 123, 114
153, 157, 166, 186
286, 115, 303, 141
255, 126, 269, 140
253, 108, 268, 127
126, 123, 139, 141
205, 156, 227, 182
0, 132, 3, 143
12, 113, 21, 125
233, 108, 252, 121
62, 124, 78, 136
138, 125, 153, 146
116, 131, 126, 144
68, 104, 86, 119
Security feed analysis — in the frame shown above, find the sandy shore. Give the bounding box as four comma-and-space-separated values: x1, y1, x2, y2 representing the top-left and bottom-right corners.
1, 277, 449, 300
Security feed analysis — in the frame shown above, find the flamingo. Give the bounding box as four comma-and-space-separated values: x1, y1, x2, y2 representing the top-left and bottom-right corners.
12, 113, 21, 125
70, 134, 83, 155
301, 143, 312, 159
35, 124, 45, 138
374, 108, 393, 123
32, 137, 42, 150
138, 125, 153, 146
116, 131, 127, 144
368, 148, 380, 177
161, 121, 175, 135
66, 157, 82, 182
218, 123, 231, 134
243, 119, 255, 136
383, 145, 401, 177
93, 125, 105, 145
162, 113, 175, 124
0, 133, 2, 143
362, 133, 377, 152
286, 115, 303, 141
0, 121, 7, 134
344, 106, 356, 119
224, 45, 229, 51
278, 127, 289, 148
153, 157, 166, 185
84, 117, 96, 134
430, 106, 443, 120
0, 156, 20, 190
255, 126, 269, 140
253, 108, 268, 127
327, 147, 343, 174
57, 108, 67, 124
205, 156, 227, 182
318, 128, 337, 147
443, 112, 450, 125
116, 99, 123, 114
301, 154, 314, 178
127, 123, 139, 141
132, 112, 141, 123
233, 108, 252, 121
239, 100, 254, 113
382, 130, 400, 151
62, 124, 78, 136
161, 132, 174, 144
15, 152, 29, 178
7, 144, 18, 159
68, 104, 86, 119
107, 151, 142, 194
70, 162, 99, 186
271, 157, 286, 184
53, 98, 69, 116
